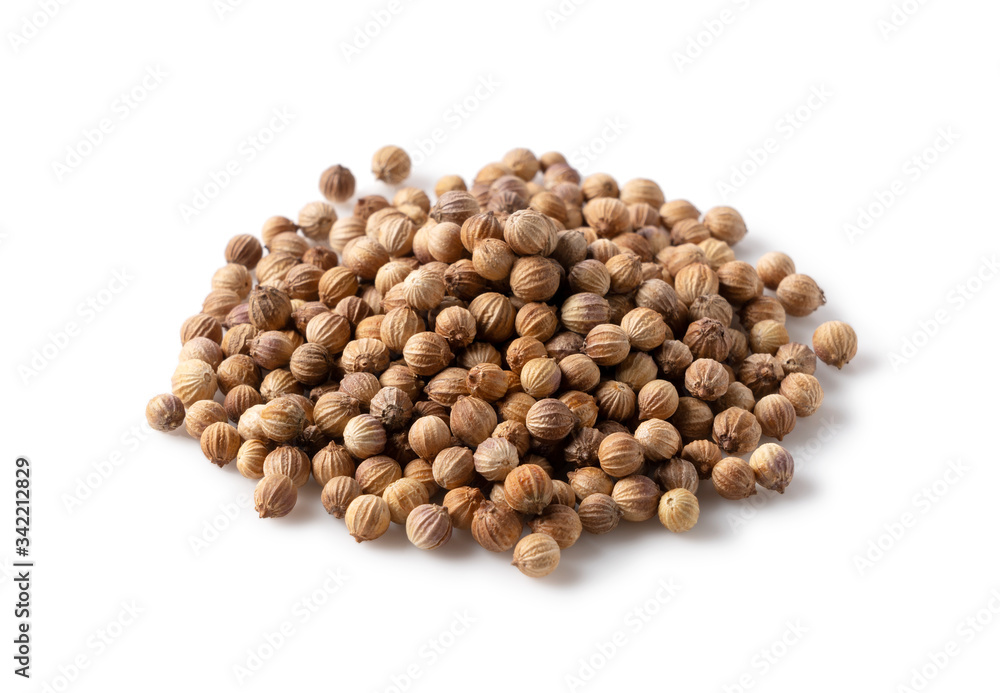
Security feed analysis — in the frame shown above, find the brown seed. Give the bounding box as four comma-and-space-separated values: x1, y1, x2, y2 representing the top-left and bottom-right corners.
685, 358, 730, 401
406, 504, 453, 550
260, 397, 307, 443
749, 319, 790, 355
528, 504, 582, 549
472, 438, 519, 482
185, 400, 227, 438
634, 420, 683, 463
654, 458, 700, 494
611, 475, 661, 522
451, 396, 497, 447
236, 439, 269, 480
712, 407, 762, 454
754, 394, 797, 440
343, 415, 387, 459
319, 164, 356, 202
311, 442, 355, 486
598, 433, 644, 478
775, 342, 817, 376
345, 494, 391, 542
756, 251, 795, 290
383, 478, 430, 524
658, 488, 700, 532
321, 476, 361, 518
750, 443, 795, 493
525, 398, 577, 441
776, 274, 826, 317
263, 446, 311, 487
254, 474, 297, 518
313, 392, 360, 438
712, 457, 758, 499
812, 321, 858, 369
584, 324, 631, 366
372, 146, 411, 184
512, 534, 560, 577
682, 439, 723, 479
145, 394, 185, 432
779, 373, 824, 417
248, 286, 293, 332
471, 501, 523, 552
200, 422, 241, 467
225, 234, 263, 269
503, 464, 554, 515
578, 493, 623, 534
171, 359, 218, 407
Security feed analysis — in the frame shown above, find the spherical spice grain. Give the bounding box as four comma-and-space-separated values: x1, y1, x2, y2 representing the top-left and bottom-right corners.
263, 446, 311, 487
775, 342, 817, 376
712, 457, 758, 500
254, 474, 297, 519
754, 394, 797, 441
812, 321, 857, 369
712, 407, 762, 455
343, 415, 387, 459
472, 438, 519, 482
578, 493, 623, 534
658, 488, 700, 532
236, 439, 270, 480
612, 475, 660, 522
200, 422, 241, 467
146, 394, 185, 432
312, 442, 355, 487
406, 504, 453, 550
383, 478, 430, 525
779, 373, 824, 417
451, 396, 497, 447
525, 398, 577, 441
171, 359, 218, 407
512, 534, 560, 577
634, 419, 683, 463
756, 251, 795, 290
321, 476, 361, 518
503, 464, 554, 515
471, 501, 523, 552
345, 494, 391, 542
776, 273, 826, 317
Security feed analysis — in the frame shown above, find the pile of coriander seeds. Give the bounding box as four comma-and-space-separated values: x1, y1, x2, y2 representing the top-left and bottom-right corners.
146, 145, 859, 578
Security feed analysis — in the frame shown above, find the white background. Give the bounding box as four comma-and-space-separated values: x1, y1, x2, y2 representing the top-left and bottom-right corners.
3, 1, 999, 691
